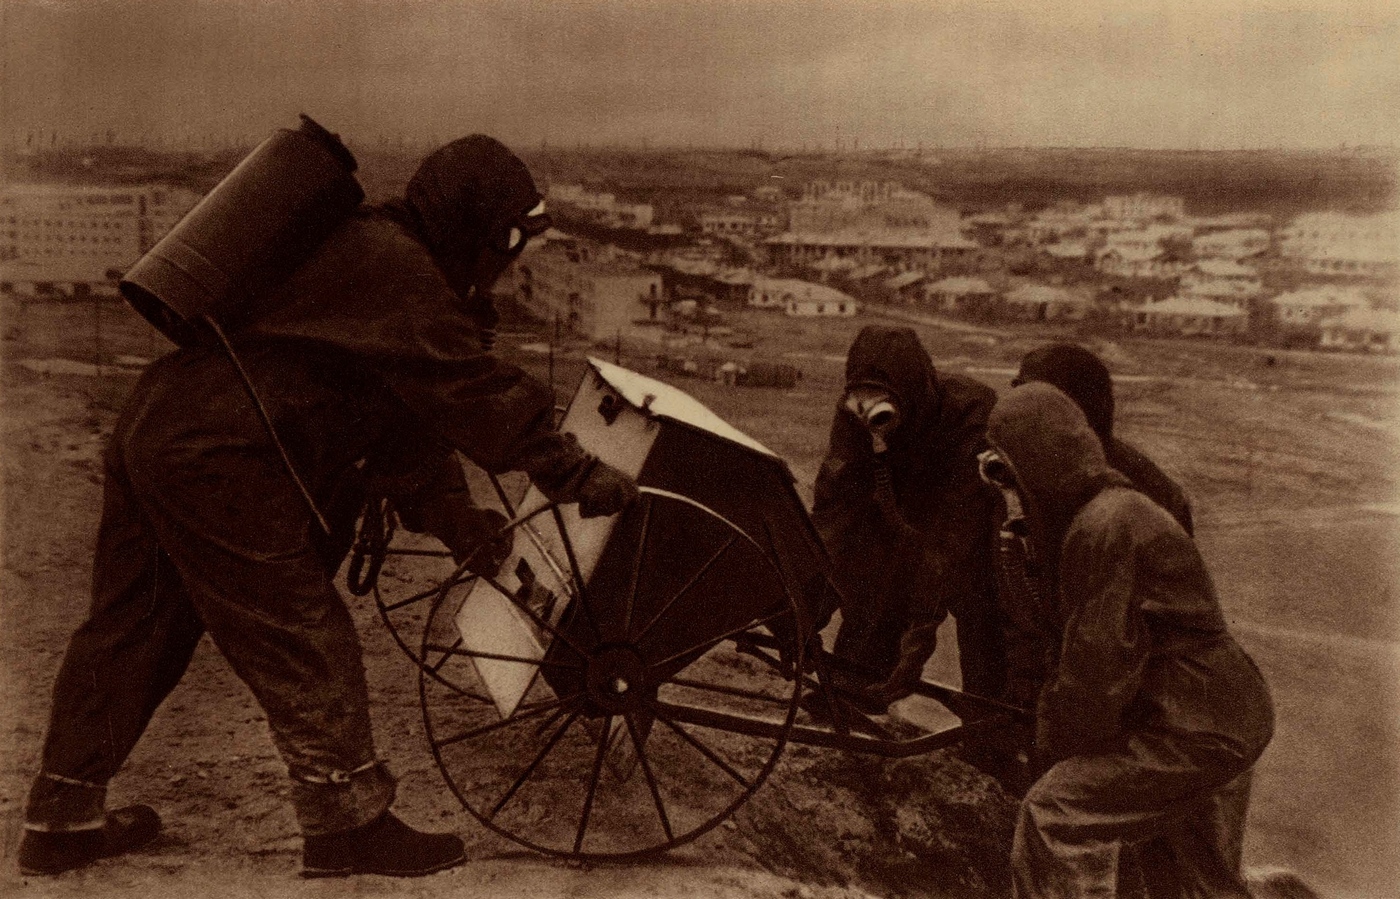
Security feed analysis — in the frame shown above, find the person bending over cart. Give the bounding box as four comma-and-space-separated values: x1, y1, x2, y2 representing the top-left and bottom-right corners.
984, 383, 1273, 899
19, 135, 637, 878
812, 325, 1005, 713
997, 343, 1198, 723
1013, 343, 1193, 536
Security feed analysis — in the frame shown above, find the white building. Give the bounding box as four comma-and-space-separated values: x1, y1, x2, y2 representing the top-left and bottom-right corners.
508, 234, 663, 341
765, 230, 982, 274
546, 183, 655, 229
699, 205, 784, 239
1102, 192, 1185, 221
1180, 260, 1263, 308
1002, 283, 1091, 321
789, 180, 960, 235
1269, 286, 1370, 328
1318, 307, 1400, 353
1192, 228, 1270, 260
1279, 211, 1399, 280
0, 182, 199, 275
0, 258, 120, 299
925, 276, 996, 312
1096, 246, 1185, 280
1131, 296, 1247, 337
749, 277, 857, 316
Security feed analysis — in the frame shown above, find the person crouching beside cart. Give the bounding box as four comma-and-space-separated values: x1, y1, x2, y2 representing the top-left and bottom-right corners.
18, 135, 637, 878
984, 383, 1273, 899
811, 326, 1005, 714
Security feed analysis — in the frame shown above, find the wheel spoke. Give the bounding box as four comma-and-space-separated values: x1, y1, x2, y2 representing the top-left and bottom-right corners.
427, 636, 463, 674
664, 675, 791, 707
487, 471, 518, 519
384, 547, 454, 558
489, 707, 582, 820
630, 535, 737, 644
551, 505, 600, 641
651, 706, 751, 789
432, 693, 579, 749
423, 642, 583, 670
381, 576, 473, 613
621, 493, 654, 640
574, 714, 613, 854
648, 608, 794, 672
625, 712, 673, 842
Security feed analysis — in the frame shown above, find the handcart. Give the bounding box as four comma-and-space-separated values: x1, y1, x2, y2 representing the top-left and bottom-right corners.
355, 358, 1025, 861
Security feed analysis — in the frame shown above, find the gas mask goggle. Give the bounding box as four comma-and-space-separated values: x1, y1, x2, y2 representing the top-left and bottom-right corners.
843, 385, 902, 454
468, 200, 552, 317
492, 199, 552, 256
979, 448, 1036, 566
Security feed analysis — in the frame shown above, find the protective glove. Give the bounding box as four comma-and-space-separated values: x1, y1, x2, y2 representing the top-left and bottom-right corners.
857, 619, 941, 708
440, 507, 514, 577
546, 457, 639, 519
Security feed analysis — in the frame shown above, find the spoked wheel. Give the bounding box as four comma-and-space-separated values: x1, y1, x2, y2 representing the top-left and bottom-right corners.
418, 487, 807, 859
364, 472, 541, 697
367, 523, 479, 693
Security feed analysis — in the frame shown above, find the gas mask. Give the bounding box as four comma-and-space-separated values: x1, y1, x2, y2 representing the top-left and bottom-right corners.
469, 200, 553, 298
843, 385, 902, 454
979, 448, 1036, 570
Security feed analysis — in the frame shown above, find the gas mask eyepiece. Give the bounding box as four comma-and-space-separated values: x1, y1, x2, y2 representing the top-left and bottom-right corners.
494, 199, 551, 255
977, 448, 1017, 491
843, 386, 901, 454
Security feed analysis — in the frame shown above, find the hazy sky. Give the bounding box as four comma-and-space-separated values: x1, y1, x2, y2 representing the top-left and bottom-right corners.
3, 0, 1398, 151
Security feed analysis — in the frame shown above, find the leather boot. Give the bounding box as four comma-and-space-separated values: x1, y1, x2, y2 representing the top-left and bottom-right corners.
301, 811, 466, 878
18, 805, 161, 876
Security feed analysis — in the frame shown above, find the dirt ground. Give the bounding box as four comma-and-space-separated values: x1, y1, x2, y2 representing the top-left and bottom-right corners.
2, 295, 1398, 898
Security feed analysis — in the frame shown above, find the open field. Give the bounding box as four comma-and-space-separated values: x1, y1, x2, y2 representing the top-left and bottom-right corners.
2, 293, 1398, 897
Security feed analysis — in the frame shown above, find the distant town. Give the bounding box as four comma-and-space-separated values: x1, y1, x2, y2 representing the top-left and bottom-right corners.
2, 141, 1397, 359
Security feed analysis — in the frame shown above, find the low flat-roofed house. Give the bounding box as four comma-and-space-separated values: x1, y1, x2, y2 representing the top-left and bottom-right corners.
1269, 286, 1370, 328
1041, 242, 1090, 262
765, 229, 985, 275
1181, 259, 1263, 309
1318, 308, 1400, 353
1192, 228, 1270, 260
1280, 211, 1399, 280
1103, 224, 1191, 254
753, 278, 857, 317
1102, 192, 1185, 222
1097, 246, 1184, 280
750, 277, 856, 317
883, 270, 926, 304
925, 276, 996, 313
786, 294, 858, 317
1131, 296, 1247, 337
1002, 282, 1090, 322
699, 205, 785, 240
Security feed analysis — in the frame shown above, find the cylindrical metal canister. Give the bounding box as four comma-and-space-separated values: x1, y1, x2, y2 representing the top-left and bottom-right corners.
120, 115, 364, 346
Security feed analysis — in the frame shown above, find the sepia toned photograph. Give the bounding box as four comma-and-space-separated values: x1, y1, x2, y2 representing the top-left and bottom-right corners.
1, 2, 1396, 897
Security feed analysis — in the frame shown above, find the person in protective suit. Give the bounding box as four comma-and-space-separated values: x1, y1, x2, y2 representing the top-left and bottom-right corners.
1013, 343, 1192, 536
18, 136, 638, 878
811, 325, 1004, 713
984, 383, 1273, 899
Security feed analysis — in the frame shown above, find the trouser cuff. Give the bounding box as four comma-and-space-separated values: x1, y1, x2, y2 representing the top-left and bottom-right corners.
25, 772, 107, 832
290, 760, 397, 836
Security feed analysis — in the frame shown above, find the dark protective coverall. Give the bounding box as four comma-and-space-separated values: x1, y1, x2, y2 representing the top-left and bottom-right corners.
26, 150, 595, 837
1000, 343, 1197, 727
811, 326, 1005, 704
1013, 343, 1193, 537
987, 384, 1274, 899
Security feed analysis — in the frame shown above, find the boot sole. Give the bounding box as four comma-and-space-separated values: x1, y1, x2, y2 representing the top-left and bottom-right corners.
300, 851, 467, 879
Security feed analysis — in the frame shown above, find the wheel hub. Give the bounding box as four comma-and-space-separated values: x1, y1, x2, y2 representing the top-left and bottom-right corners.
585, 645, 650, 714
